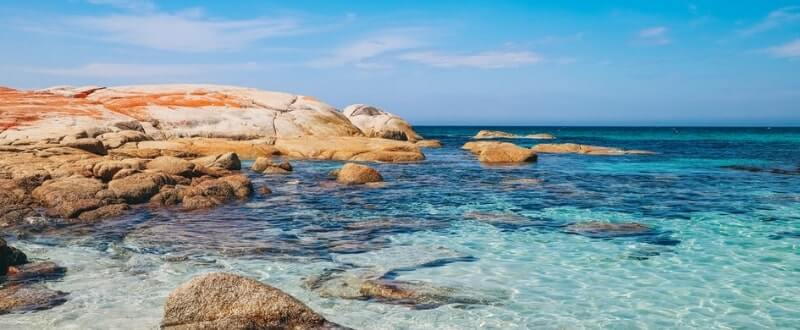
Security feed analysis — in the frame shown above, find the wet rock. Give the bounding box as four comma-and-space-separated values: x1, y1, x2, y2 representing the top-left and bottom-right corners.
109, 172, 175, 204
31, 176, 107, 218
161, 272, 344, 330
251, 157, 293, 174
146, 156, 196, 177
0, 284, 68, 314
76, 203, 130, 222
531, 143, 654, 155
473, 130, 555, 140
5, 261, 66, 283
181, 175, 252, 210
565, 222, 654, 238
335, 163, 383, 185
462, 141, 537, 164
1, 238, 28, 275
191, 152, 241, 171
414, 139, 442, 148
60, 137, 107, 155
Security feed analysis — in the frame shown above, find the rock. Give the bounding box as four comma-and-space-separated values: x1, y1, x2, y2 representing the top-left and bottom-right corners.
149, 186, 183, 207
11, 169, 51, 192
161, 272, 344, 329
97, 130, 149, 149
92, 159, 146, 181
146, 156, 196, 177
335, 163, 383, 184
473, 130, 555, 140
191, 152, 241, 171
76, 203, 130, 222
257, 185, 272, 195
274, 137, 424, 162
251, 157, 292, 174
1, 238, 28, 275
565, 222, 654, 238
415, 139, 442, 148
108, 172, 175, 204
5, 261, 66, 282
31, 176, 107, 218
531, 143, 654, 155
60, 137, 107, 155
343, 104, 422, 141
0, 284, 68, 314
462, 141, 537, 164
181, 175, 252, 210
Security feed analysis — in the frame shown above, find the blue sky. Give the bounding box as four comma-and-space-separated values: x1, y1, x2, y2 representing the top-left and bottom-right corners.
1, 0, 799, 125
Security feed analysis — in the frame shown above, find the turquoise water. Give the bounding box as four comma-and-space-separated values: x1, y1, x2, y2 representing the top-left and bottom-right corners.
2, 127, 800, 329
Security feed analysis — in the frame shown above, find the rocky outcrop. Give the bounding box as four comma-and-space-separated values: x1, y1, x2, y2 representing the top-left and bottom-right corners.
531, 143, 654, 155
161, 272, 345, 330
473, 130, 555, 140
462, 141, 538, 164
343, 104, 421, 141
251, 157, 293, 174
334, 163, 383, 184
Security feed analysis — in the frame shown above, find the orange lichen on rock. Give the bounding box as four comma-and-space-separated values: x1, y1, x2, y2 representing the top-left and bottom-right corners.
98, 91, 248, 120
0, 88, 102, 130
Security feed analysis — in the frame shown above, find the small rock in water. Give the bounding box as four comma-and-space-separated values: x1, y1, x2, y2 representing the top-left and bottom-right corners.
462, 141, 537, 164
191, 152, 241, 171
335, 163, 383, 185
161, 272, 346, 329
5, 261, 67, 283
1, 238, 29, 275
0, 284, 68, 314
251, 157, 293, 174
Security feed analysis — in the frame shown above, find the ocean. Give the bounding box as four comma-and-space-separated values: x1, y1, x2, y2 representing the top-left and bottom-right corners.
3, 126, 799, 329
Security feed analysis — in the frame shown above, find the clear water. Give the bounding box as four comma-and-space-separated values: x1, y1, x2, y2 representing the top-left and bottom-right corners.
2, 127, 800, 329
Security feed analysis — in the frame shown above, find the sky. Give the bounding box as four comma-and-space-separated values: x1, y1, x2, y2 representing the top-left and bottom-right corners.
1, 0, 799, 126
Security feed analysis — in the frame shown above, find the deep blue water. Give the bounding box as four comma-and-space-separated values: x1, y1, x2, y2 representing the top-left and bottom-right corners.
3, 127, 800, 329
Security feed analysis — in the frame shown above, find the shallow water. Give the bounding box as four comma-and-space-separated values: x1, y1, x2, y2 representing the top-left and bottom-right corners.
2, 126, 800, 329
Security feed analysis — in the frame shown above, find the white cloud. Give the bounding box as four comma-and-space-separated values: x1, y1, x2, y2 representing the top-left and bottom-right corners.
740, 6, 800, 36
308, 32, 423, 67
398, 51, 541, 69
637, 26, 671, 45
68, 12, 300, 52
766, 39, 800, 58
26, 62, 260, 77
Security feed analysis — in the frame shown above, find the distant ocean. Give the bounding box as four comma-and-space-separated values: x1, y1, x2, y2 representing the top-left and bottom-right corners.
4, 126, 799, 329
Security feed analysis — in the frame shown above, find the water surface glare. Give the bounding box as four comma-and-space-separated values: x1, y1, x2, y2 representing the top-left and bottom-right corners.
2, 127, 800, 329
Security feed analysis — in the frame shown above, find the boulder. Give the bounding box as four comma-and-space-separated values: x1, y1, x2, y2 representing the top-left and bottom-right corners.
76, 204, 130, 222
60, 137, 107, 155
251, 157, 293, 174
462, 141, 537, 164
181, 175, 252, 210
31, 176, 108, 218
108, 172, 175, 204
0, 284, 68, 314
1, 238, 28, 275
335, 163, 383, 185
161, 272, 344, 329
531, 143, 654, 155
343, 104, 422, 141
146, 156, 196, 177
191, 152, 241, 171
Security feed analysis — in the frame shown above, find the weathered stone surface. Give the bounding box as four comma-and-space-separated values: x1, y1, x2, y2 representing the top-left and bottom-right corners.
1, 238, 28, 276
335, 163, 383, 185
251, 157, 293, 174
31, 176, 107, 218
146, 156, 196, 177
191, 152, 241, 171
473, 130, 555, 140
61, 137, 107, 155
343, 104, 422, 141
531, 143, 654, 155
274, 137, 424, 162
462, 141, 537, 164
161, 272, 343, 330
92, 159, 147, 181
108, 172, 175, 203
97, 130, 149, 149
0, 284, 68, 314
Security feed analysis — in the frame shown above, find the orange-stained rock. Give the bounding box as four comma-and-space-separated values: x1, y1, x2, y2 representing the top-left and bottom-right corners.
335, 163, 384, 184
462, 141, 537, 164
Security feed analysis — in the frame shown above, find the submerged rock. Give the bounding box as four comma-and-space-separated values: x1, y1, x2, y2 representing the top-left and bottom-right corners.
335, 163, 383, 185
0, 284, 68, 314
721, 165, 800, 176
473, 130, 555, 140
161, 272, 345, 330
531, 143, 654, 155
462, 141, 537, 164
565, 222, 654, 238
